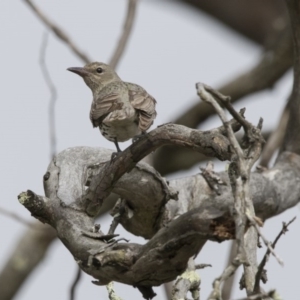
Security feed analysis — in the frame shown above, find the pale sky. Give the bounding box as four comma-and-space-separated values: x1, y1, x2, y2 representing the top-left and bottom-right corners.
0, 0, 298, 299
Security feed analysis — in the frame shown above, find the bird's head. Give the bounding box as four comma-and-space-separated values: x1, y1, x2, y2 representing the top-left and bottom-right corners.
67, 62, 120, 92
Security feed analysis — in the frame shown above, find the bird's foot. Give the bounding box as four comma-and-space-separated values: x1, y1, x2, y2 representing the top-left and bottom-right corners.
110, 151, 122, 162
132, 131, 146, 144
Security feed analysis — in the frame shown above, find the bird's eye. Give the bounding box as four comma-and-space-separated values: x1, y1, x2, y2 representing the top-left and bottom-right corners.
96, 67, 103, 74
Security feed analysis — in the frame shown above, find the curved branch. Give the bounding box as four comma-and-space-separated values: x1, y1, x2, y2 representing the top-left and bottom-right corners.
109, 0, 138, 69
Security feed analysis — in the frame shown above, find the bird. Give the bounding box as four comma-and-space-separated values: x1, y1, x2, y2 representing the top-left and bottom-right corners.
67, 62, 157, 153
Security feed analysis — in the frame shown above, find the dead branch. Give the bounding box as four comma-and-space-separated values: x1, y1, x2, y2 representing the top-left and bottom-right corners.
23, 0, 91, 63
0, 195, 118, 300
172, 258, 200, 300
154, 131, 271, 176
83, 122, 242, 217
109, 0, 138, 69
200, 161, 225, 195
18, 145, 300, 298
24, 0, 138, 70
253, 217, 296, 294
197, 83, 264, 297
246, 212, 283, 266
106, 282, 123, 300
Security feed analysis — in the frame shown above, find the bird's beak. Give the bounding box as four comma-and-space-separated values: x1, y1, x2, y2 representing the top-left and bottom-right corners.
67, 67, 89, 77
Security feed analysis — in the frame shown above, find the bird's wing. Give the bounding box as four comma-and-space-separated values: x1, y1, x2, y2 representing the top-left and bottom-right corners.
127, 83, 157, 132
90, 93, 123, 127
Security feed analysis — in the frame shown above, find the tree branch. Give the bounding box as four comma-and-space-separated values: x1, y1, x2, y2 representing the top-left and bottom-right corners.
109, 0, 138, 69
18, 146, 300, 295
0, 206, 35, 227
176, 0, 286, 45
197, 83, 263, 298
171, 258, 200, 300
23, 0, 91, 63
221, 242, 237, 300
82, 122, 242, 219
0, 223, 57, 300
39, 32, 58, 159
69, 267, 82, 300
106, 282, 123, 300
154, 28, 292, 175
174, 29, 292, 130
281, 0, 300, 154
253, 216, 296, 294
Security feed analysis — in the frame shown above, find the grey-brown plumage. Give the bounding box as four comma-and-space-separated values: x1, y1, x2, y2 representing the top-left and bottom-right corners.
67, 62, 157, 152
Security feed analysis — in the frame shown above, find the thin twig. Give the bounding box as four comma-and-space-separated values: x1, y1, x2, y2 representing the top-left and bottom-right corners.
24, 0, 91, 63
39, 32, 57, 159
69, 267, 82, 300
221, 242, 237, 300
195, 263, 212, 269
109, 0, 138, 69
106, 282, 123, 300
200, 161, 226, 195
254, 216, 296, 293
246, 212, 284, 266
209, 257, 244, 300
0, 207, 35, 227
